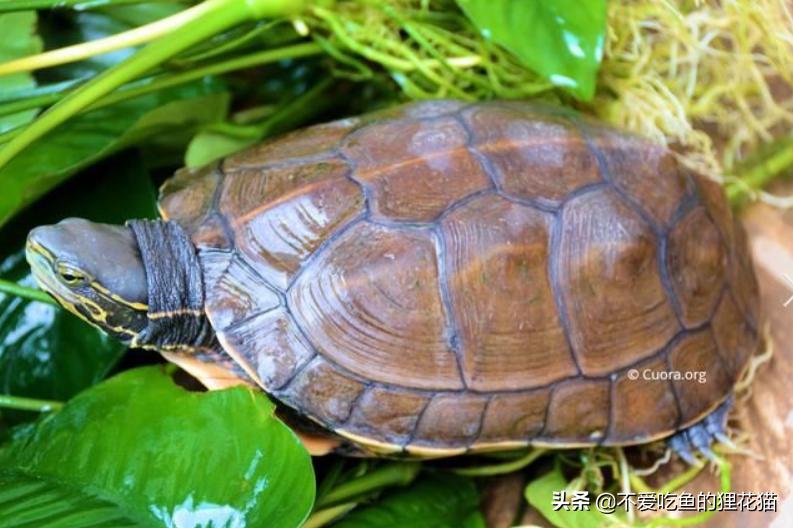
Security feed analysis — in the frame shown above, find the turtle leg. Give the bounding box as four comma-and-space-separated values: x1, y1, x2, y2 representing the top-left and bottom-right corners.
668, 394, 734, 465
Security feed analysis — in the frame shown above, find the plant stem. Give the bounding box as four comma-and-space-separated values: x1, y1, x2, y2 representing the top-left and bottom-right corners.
727, 139, 793, 205
247, 75, 334, 137
0, 0, 306, 170
451, 448, 546, 476
94, 42, 322, 110
636, 458, 731, 528
314, 462, 420, 509
303, 502, 357, 528
0, 278, 57, 305
0, 42, 323, 144
0, 4, 200, 76
658, 462, 705, 495
0, 394, 63, 412
0, 0, 162, 12
0, 93, 61, 119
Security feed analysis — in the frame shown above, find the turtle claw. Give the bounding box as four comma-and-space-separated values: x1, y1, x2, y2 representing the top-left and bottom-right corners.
668, 395, 734, 465
668, 433, 699, 465
713, 431, 737, 451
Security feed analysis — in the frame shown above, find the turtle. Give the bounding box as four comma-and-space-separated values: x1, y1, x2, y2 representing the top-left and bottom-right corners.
25, 100, 761, 461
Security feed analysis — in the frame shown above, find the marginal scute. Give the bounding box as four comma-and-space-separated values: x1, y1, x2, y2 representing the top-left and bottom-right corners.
541, 378, 610, 444
667, 207, 727, 328
288, 221, 463, 390
411, 392, 488, 447
559, 188, 679, 375
477, 390, 549, 444
190, 214, 231, 250
224, 118, 359, 169
203, 254, 280, 331
355, 100, 467, 127
341, 116, 491, 222
343, 386, 429, 446
279, 357, 366, 426
610, 356, 679, 444
729, 218, 761, 326
692, 173, 735, 248
220, 158, 364, 289
461, 104, 601, 204
691, 172, 760, 345
667, 329, 733, 426
218, 308, 314, 390
711, 292, 758, 382
159, 163, 220, 230
588, 129, 688, 227
440, 194, 577, 390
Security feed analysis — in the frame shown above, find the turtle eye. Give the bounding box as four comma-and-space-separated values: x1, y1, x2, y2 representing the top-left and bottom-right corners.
56, 263, 87, 285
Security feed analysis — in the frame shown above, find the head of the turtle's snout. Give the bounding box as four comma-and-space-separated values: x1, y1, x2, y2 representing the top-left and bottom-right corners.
26, 218, 149, 342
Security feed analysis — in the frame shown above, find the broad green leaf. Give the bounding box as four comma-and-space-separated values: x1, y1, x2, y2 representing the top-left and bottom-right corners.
0, 153, 157, 424
0, 11, 43, 132
456, 0, 606, 100
0, 85, 229, 227
37, 3, 185, 82
525, 464, 611, 528
186, 130, 257, 168
1, 3, 227, 226
333, 473, 485, 528
0, 366, 315, 527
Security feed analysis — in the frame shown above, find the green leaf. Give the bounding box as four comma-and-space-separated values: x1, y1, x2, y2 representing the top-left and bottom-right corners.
0, 366, 315, 527
0, 11, 43, 132
456, 0, 606, 100
37, 3, 185, 82
333, 473, 485, 528
0, 153, 157, 424
525, 464, 611, 528
185, 130, 256, 168
0, 85, 229, 227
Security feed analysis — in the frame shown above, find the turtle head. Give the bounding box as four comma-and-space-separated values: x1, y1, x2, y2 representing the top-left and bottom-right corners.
25, 218, 149, 343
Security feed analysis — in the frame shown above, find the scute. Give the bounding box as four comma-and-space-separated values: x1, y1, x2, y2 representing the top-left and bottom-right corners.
586, 128, 690, 227
157, 100, 762, 455
667, 329, 733, 426
478, 390, 549, 446
610, 355, 679, 444
220, 159, 365, 289
159, 163, 221, 232
460, 103, 602, 205
558, 188, 679, 376
440, 193, 577, 390
342, 386, 430, 447
341, 115, 492, 222
667, 207, 727, 328
287, 221, 463, 390
411, 393, 489, 449
224, 118, 359, 169
279, 357, 366, 425
540, 378, 610, 445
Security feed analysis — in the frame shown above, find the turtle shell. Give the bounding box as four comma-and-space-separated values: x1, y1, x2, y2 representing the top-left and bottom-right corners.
159, 100, 761, 456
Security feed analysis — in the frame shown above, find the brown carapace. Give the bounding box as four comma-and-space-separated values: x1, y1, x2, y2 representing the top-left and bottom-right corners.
159, 100, 761, 457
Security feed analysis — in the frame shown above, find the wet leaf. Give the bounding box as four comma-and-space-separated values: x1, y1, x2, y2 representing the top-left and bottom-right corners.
185, 130, 257, 168
0, 366, 315, 527
334, 473, 485, 528
456, 0, 606, 100
0, 11, 43, 132
524, 464, 611, 528
37, 3, 184, 82
0, 86, 229, 227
